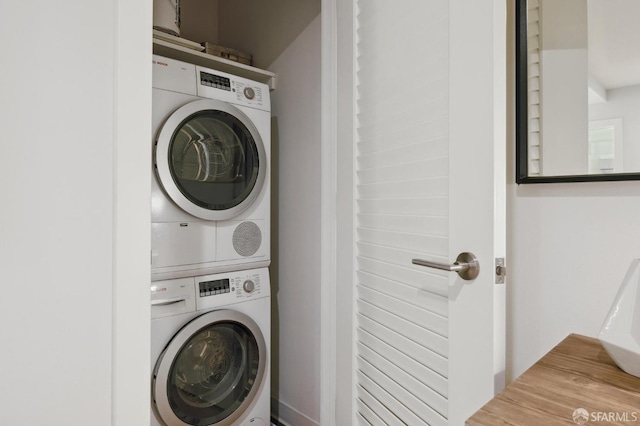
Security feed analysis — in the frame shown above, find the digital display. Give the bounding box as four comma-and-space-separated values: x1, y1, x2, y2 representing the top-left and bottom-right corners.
199, 278, 231, 297
200, 71, 231, 91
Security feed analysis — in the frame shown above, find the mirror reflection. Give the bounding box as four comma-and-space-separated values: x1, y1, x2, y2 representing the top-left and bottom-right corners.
517, 0, 640, 181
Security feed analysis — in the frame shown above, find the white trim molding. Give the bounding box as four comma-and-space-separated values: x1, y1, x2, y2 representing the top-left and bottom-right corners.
273, 397, 321, 426
112, 0, 152, 424
320, 0, 339, 424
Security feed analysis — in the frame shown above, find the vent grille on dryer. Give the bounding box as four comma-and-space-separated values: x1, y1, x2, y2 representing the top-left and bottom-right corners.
232, 221, 262, 257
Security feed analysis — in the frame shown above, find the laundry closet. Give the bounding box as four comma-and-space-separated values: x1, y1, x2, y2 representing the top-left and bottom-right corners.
153, 1, 323, 424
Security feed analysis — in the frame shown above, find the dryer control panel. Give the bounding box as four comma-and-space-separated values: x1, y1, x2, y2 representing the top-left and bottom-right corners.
152, 55, 270, 112
195, 267, 270, 311
199, 71, 231, 92
195, 65, 270, 112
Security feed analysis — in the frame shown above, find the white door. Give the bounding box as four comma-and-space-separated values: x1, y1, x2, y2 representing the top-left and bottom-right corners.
354, 1, 506, 425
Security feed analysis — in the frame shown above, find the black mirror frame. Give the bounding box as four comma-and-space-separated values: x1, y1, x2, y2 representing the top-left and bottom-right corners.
515, 0, 640, 184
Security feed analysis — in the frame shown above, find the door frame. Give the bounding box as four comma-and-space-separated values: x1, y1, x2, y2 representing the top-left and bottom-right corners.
320, 0, 339, 424
320, 0, 357, 424
117, 0, 357, 424
113, 0, 153, 424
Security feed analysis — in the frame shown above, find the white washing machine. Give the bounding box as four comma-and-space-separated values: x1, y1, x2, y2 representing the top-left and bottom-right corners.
151, 267, 271, 426
152, 55, 270, 281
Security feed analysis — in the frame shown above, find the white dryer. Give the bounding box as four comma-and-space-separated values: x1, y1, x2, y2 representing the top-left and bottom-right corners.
152, 55, 270, 281
151, 268, 271, 426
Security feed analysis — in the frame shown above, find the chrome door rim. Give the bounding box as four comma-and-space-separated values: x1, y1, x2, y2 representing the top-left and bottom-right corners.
155, 99, 267, 221
152, 309, 267, 426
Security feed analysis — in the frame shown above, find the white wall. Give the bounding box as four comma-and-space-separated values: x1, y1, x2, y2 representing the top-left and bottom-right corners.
218, 0, 321, 69
269, 16, 322, 426
540, 49, 589, 175
180, 0, 219, 44
507, 2, 640, 381
506, 181, 640, 380
507, 2, 640, 379
540, 0, 589, 176
0, 5, 112, 421
0, 1, 150, 425
589, 84, 640, 172
507, 0, 640, 382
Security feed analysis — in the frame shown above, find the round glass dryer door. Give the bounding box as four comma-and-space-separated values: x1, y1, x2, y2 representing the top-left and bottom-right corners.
155, 99, 267, 221
153, 310, 267, 426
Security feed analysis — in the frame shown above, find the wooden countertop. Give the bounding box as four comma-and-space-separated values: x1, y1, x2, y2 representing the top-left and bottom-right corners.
467, 334, 640, 425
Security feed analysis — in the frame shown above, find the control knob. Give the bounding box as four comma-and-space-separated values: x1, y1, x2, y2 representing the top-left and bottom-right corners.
243, 280, 255, 293
243, 87, 255, 100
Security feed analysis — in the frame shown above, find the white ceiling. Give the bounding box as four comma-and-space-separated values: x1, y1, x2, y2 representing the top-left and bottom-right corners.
588, 0, 640, 89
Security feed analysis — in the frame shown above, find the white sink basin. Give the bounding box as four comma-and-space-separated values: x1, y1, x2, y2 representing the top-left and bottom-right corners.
598, 259, 640, 378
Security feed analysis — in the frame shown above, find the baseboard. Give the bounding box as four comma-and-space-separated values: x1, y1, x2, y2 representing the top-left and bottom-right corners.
271, 396, 320, 426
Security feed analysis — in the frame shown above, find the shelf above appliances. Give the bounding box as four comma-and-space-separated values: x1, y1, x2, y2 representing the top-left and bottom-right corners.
152, 34, 277, 91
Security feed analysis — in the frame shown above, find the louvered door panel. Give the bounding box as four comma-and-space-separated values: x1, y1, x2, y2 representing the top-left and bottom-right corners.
357, 214, 447, 237
357, 270, 448, 317
357, 314, 448, 379
357, 398, 387, 426
357, 118, 448, 155
359, 343, 447, 418
355, 0, 450, 424
357, 157, 448, 184
358, 327, 448, 397
357, 197, 448, 217
357, 285, 447, 337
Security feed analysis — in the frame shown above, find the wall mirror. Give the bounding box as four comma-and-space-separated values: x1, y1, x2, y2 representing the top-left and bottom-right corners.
516, 0, 640, 183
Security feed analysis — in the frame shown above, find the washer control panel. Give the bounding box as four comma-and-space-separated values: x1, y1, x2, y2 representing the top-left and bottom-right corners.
232, 271, 262, 298
198, 278, 231, 297
194, 267, 270, 310
243, 279, 255, 293
150, 277, 196, 319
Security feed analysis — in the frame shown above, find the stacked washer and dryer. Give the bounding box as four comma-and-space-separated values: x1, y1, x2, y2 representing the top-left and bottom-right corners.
150, 55, 272, 426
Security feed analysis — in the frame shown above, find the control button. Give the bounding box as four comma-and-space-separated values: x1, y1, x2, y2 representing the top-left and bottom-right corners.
244, 87, 255, 100
243, 280, 255, 293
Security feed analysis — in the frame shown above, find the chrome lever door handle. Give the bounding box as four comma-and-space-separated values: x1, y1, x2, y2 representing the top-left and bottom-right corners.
412, 252, 480, 281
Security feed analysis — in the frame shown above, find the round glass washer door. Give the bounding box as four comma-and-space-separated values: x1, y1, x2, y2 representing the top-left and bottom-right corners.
155, 99, 267, 221
153, 310, 267, 426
